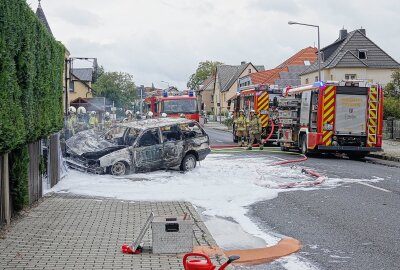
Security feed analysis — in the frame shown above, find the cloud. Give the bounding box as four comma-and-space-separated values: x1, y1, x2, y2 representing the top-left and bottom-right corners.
30, 0, 400, 90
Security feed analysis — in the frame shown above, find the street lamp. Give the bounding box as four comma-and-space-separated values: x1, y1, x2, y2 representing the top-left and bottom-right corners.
288, 21, 321, 82
161, 80, 170, 88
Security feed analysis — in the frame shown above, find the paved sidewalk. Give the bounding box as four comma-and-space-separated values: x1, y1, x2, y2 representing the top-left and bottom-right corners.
370, 139, 400, 162
0, 193, 226, 270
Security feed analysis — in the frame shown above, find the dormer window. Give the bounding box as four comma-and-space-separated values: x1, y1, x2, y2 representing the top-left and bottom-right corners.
358, 49, 367, 59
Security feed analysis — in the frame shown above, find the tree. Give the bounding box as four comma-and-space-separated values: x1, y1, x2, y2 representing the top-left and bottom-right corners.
187, 61, 223, 90
383, 69, 400, 119
384, 69, 400, 97
93, 71, 137, 109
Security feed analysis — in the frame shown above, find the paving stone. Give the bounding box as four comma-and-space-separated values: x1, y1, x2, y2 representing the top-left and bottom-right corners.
0, 193, 228, 270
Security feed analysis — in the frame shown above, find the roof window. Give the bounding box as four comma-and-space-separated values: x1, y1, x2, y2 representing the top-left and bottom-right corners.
358, 49, 367, 60
304, 60, 311, 66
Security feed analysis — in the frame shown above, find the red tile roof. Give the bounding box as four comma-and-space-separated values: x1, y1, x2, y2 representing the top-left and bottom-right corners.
250, 47, 317, 85
276, 47, 317, 68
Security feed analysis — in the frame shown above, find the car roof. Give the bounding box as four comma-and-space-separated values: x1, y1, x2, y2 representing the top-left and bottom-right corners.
118, 118, 195, 130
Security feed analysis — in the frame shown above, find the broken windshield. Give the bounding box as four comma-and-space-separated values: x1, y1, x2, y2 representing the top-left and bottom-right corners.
162, 99, 198, 114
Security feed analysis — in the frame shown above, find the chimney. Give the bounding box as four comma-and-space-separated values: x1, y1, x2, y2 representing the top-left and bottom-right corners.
241, 61, 246, 65
339, 28, 347, 40
359, 28, 366, 36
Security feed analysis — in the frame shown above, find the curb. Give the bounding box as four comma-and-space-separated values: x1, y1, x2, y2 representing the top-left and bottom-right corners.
368, 153, 400, 163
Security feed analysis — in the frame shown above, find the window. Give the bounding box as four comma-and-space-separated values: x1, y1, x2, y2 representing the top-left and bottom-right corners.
304, 60, 311, 66
137, 129, 160, 147
248, 68, 252, 74
305, 78, 309, 84
315, 76, 319, 82
69, 81, 75, 92
211, 95, 214, 103
345, 74, 357, 80
330, 75, 334, 80
161, 125, 181, 142
358, 49, 367, 59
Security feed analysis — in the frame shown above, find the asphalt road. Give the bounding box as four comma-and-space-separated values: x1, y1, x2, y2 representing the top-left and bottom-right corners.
206, 127, 400, 270
203, 127, 234, 145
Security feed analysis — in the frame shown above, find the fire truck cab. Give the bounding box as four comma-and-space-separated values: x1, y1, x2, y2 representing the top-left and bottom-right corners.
145, 91, 200, 122
278, 80, 383, 159
230, 84, 281, 144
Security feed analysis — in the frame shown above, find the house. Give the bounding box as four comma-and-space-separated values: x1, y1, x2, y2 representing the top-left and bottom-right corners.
238, 47, 317, 91
68, 68, 94, 104
300, 28, 400, 85
198, 74, 216, 114
213, 62, 265, 115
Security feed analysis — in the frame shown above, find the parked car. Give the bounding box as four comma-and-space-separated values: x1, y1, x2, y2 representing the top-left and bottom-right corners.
65, 118, 211, 175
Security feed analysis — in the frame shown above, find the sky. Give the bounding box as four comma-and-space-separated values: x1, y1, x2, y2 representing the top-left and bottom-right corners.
28, 0, 400, 90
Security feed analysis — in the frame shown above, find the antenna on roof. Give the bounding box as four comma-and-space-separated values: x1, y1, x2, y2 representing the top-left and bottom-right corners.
38, 0, 41, 7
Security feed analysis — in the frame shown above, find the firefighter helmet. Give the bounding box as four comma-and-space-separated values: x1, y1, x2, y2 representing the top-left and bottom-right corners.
147, 111, 154, 117
239, 109, 244, 113
68, 106, 76, 113
77, 106, 86, 114
125, 110, 132, 116
91, 111, 96, 115
250, 109, 255, 113
105, 112, 110, 117
161, 113, 167, 118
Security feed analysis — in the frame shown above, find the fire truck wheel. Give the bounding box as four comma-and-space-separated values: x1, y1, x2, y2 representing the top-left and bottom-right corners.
233, 132, 238, 143
300, 135, 308, 155
347, 152, 367, 160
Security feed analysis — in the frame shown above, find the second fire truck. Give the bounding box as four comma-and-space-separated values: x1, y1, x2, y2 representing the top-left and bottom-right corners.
277, 80, 383, 159
229, 84, 281, 144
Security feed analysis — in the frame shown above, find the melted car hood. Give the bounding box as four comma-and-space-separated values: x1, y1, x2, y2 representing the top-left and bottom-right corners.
66, 129, 115, 156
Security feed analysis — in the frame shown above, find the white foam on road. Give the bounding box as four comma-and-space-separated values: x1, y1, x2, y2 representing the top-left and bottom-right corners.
48, 154, 383, 270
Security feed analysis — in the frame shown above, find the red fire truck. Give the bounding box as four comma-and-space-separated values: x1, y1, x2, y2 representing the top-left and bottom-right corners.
278, 80, 383, 159
145, 91, 200, 122
229, 84, 281, 144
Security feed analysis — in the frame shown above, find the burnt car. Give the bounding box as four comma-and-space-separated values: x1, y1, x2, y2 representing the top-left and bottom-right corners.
65, 118, 211, 175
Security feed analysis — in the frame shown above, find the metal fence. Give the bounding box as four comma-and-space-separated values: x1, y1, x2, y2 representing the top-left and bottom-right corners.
383, 119, 400, 140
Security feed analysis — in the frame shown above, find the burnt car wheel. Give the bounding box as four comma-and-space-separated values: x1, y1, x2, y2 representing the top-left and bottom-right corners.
180, 154, 197, 171
111, 161, 128, 176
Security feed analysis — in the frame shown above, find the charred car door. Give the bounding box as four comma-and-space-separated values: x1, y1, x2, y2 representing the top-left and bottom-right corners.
161, 125, 185, 168
132, 128, 163, 171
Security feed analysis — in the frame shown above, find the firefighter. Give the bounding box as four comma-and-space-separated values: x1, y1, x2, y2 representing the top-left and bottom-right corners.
67, 106, 77, 137
247, 109, 263, 150
89, 111, 99, 129
125, 110, 133, 122
180, 113, 185, 118
103, 112, 112, 129
234, 109, 248, 146
146, 111, 154, 119
135, 111, 141, 120
76, 106, 88, 131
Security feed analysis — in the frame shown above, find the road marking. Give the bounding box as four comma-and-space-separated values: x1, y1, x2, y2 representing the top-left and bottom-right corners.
358, 182, 391, 193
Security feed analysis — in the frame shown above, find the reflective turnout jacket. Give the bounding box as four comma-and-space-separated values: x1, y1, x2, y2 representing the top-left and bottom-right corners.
234, 115, 248, 131
248, 116, 262, 134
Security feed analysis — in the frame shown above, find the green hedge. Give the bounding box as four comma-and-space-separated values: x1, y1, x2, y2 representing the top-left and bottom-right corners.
384, 96, 400, 119
9, 145, 29, 211
0, 0, 65, 154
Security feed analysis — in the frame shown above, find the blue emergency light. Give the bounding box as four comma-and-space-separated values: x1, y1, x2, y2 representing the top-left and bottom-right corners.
313, 81, 325, 87
163, 90, 168, 97
188, 90, 194, 97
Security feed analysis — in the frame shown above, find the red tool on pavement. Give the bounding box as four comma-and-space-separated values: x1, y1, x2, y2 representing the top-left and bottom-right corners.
183, 253, 240, 270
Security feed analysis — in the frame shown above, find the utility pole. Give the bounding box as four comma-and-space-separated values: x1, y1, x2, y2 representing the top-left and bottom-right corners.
140, 85, 144, 115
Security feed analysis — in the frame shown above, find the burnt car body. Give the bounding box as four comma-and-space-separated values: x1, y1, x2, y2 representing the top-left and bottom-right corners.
65, 118, 211, 175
